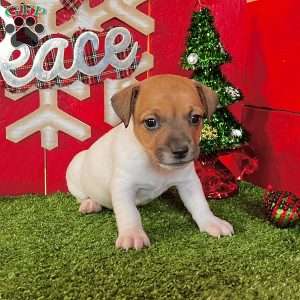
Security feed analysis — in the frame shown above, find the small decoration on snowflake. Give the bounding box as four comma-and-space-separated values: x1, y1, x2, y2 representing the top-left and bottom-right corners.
202, 124, 218, 141
187, 53, 199, 65
231, 129, 242, 138
225, 86, 241, 100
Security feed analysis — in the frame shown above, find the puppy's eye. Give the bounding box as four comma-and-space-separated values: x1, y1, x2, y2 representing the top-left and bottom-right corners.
190, 114, 202, 125
144, 118, 159, 130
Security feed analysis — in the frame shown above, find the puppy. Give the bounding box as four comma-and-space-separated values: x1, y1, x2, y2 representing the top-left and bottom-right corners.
66, 74, 234, 250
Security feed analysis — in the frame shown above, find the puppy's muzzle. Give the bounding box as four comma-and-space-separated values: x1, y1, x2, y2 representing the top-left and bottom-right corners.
170, 144, 189, 160
156, 136, 197, 167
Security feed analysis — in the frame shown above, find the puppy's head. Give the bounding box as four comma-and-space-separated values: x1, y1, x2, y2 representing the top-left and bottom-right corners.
111, 74, 218, 169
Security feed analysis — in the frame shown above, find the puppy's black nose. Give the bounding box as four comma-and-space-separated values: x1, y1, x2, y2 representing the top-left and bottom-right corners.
172, 146, 189, 159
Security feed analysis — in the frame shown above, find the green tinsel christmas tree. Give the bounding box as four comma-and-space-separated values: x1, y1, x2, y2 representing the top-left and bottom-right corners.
182, 8, 248, 155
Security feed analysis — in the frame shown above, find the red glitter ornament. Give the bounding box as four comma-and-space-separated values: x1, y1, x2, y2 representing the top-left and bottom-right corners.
194, 145, 258, 200
218, 145, 258, 181
195, 155, 238, 199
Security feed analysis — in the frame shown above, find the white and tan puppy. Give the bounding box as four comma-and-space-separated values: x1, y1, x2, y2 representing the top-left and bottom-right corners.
66, 74, 234, 250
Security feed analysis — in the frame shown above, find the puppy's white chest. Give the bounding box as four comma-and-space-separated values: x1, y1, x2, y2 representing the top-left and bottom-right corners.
135, 182, 171, 206
132, 164, 191, 206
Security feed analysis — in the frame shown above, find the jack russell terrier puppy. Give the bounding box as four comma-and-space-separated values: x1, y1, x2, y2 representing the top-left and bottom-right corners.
66, 74, 234, 250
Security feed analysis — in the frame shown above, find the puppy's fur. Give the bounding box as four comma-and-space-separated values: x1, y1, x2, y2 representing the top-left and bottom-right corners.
66, 75, 233, 250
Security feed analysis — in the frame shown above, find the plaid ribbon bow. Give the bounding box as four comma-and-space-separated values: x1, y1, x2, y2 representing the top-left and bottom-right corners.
0, 0, 140, 93
61, 0, 84, 12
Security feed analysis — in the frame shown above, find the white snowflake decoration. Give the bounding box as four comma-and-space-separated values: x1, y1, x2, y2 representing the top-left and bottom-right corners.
6, 82, 91, 150
3, 0, 155, 149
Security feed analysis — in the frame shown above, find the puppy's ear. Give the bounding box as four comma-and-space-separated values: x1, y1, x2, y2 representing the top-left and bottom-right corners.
111, 84, 140, 128
194, 81, 219, 118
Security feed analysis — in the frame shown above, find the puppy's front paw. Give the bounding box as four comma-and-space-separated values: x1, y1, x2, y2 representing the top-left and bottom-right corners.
116, 228, 151, 250
199, 215, 234, 238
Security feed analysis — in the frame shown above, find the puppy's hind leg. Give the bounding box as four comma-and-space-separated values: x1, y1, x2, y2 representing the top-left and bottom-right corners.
66, 151, 103, 214
68, 176, 102, 214
68, 179, 102, 214
79, 199, 102, 214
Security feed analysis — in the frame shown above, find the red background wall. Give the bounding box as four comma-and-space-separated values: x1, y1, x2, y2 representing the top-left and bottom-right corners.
6, 0, 298, 196
242, 0, 300, 195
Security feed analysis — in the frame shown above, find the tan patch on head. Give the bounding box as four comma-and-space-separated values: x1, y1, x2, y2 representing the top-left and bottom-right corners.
132, 75, 207, 166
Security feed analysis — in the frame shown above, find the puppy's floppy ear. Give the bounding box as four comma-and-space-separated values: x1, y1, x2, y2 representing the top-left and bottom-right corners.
194, 81, 219, 118
111, 84, 140, 128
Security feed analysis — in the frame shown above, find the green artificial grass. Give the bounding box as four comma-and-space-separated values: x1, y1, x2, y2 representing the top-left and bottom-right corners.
0, 183, 300, 300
